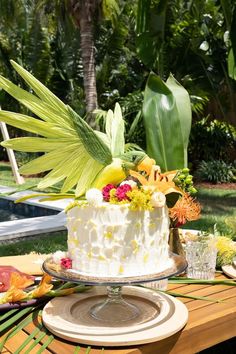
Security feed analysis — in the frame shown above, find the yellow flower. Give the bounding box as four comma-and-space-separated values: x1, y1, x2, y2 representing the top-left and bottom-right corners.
30, 274, 53, 298
0, 286, 28, 304
137, 156, 156, 175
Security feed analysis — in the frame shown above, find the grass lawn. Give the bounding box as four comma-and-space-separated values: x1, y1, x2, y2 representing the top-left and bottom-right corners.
0, 161, 41, 188
0, 161, 236, 256
183, 186, 236, 237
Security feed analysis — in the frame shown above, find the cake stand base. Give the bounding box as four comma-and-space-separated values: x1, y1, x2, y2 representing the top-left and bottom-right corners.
42, 286, 188, 346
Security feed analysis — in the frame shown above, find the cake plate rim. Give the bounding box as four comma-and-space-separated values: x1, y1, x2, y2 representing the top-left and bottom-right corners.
42, 252, 187, 286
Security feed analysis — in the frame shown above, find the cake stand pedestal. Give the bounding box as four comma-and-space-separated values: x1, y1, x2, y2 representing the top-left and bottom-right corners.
42, 253, 188, 346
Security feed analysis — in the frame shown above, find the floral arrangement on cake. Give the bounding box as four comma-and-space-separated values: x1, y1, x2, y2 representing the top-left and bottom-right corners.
66, 155, 201, 226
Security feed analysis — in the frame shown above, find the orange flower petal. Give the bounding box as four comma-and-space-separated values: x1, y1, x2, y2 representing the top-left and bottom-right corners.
137, 156, 156, 175
10, 272, 34, 290
31, 273, 53, 298
129, 170, 149, 185
169, 194, 201, 225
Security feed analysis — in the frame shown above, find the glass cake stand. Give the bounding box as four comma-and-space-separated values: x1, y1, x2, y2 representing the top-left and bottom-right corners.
42, 252, 187, 325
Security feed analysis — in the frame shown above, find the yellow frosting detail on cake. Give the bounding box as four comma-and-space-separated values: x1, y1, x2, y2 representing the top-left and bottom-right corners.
99, 255, 106, 261
87, 251, 93, 259
143, 253, 149, 263
131, 240, 139, 254
104, 231, 113, 239
135, 221, 142, 229
119, 265, 124, 274
149, 222, 156, 229
73, 239, 79, 246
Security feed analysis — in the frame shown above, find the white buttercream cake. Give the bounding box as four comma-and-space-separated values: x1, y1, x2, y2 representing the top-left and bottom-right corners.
66, 200, 172, 277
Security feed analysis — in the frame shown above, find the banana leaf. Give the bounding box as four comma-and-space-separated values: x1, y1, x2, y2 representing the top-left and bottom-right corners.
136, 0, 168, 70
143, 72, 192, 171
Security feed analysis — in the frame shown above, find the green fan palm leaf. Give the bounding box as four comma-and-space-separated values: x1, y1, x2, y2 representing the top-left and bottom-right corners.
10, 60, 68, 115
1, 137, 79, 152
61, 153, 94, 193
75, 159, 103, 196
37, 147, 103, 192
0, 76, 74, 130
19, 147, 78, 174
0, 61, 115, 196
0, 111, 69, 138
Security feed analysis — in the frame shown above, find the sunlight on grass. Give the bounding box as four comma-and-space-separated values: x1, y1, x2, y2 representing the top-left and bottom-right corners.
0, 162, 41, 188
0, 231, 67, 257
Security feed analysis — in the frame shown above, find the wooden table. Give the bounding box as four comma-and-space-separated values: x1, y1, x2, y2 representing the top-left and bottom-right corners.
1, 273, 236, 354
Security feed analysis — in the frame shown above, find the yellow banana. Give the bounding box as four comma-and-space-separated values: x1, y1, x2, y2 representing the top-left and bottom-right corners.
92, 158, 127, 189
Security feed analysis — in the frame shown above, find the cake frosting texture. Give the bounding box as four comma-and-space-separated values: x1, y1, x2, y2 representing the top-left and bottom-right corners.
67, 201, 172, 277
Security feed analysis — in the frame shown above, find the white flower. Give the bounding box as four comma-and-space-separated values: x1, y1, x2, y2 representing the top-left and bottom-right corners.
120, 180, 137, 189
52, 250, 67, 264
86, 188, 103, 205
150, 192, 166, 208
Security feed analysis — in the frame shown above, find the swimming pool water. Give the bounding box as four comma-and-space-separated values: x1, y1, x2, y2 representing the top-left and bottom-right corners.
0, 198, 59, 222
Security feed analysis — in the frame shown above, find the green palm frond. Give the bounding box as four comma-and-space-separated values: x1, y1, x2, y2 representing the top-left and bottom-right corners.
0, 61, 113, 196
102, 0, 120, 26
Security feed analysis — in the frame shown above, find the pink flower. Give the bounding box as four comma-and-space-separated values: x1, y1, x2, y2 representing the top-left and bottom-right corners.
116, 184, 132, 201
60, 258, 72, 269
102, 184, 117, 201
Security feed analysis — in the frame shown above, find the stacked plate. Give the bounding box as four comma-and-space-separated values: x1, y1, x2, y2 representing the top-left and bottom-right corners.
42, 286, 188, 346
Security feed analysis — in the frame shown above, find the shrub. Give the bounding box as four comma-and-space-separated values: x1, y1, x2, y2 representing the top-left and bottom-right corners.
189, 118, 236, 169
195, 160, 236, 184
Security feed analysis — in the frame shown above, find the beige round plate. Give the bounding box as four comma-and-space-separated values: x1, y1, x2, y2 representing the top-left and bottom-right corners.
222, 265, 236, 278
42, 286, 188, 346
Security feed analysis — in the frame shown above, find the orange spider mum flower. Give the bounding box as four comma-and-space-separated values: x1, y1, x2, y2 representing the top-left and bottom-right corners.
30, 274, 53, 298
169, 194, 201, 226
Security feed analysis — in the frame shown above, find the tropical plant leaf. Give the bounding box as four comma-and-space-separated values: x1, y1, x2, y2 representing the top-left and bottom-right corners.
0, 62, 115, 195
105, 103, 125, 156
0, 111, 69, 138
13, 324, 43, 354
11, 60, 68, 116
60, 152, 93, 193
166, 74, 192, 165
68, 107, 112, 166
1, 137, 77, 152
19, 147, 73, 174
228, 48, 236, 80
136, 0, 168, 70
0, 75, 74, 130
75, 159, 103, 196
143, 72, 192, 171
